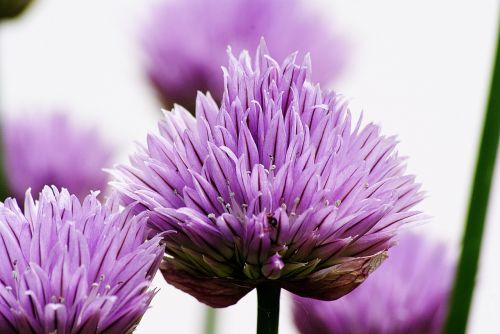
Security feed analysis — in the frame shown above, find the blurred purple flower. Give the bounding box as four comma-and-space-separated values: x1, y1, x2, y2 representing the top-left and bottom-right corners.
142, 0, 347, 110
113, 41, 424, 308
0, 186, 163, 333
293, 233, 453, 334
3, 112, 112, 201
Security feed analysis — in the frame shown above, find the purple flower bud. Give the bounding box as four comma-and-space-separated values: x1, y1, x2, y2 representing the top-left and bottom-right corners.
262, 254, 285, 280
293, 233, 453, 334
0, 186, 163, 332
114, 40, 424, 307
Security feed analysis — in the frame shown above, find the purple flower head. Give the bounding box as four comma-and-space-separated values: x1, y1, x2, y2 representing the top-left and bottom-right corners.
143, 0, 347, 110
0, 186, 163, 333
3, 112, 113, 201
113, 41, 424, 307
292, 233, 453, 334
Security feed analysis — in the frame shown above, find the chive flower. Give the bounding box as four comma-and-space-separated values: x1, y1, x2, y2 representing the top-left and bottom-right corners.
3, 112, 112, 201
142, 0, 347, 110
113, 40, 424, 307
293, 233, 453, 334
0, 186, 163, 333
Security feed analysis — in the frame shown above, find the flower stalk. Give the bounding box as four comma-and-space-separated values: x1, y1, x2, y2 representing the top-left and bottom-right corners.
256, 283, 281, 334
444, 16, 500, 334
204, 307, 217, 334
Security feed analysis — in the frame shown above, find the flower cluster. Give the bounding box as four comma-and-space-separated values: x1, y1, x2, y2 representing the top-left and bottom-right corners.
0, 186, 163, 333
3, 112, 112, 201
142, 0, 346, 110
293, 233, 453, 334
113, 40, 424, 308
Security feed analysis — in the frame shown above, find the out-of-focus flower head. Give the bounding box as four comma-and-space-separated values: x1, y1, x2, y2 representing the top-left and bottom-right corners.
3, 112, 113, 201
142, 0, 347, 110
0, 0, 33, 19
293, 233, 453, 334
0, 186, 163, 333
113, 40, 424, 307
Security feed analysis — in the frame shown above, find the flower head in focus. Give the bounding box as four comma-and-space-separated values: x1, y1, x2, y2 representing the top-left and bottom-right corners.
3, 112, 113, 201
142, 0, 347, 110
292, 233, 453, 334
0, 186, 163, 333
113, 40, 424, 307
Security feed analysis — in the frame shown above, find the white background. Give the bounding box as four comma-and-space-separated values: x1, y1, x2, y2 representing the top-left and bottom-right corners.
1, 0, 499, 333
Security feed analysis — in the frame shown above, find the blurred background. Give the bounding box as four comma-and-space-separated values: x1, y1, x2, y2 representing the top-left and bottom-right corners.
1, 0, 499, 333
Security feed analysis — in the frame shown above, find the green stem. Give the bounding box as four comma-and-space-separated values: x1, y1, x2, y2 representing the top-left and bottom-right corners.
256, 283, 280, 334
444, 15, 500, 334
203, 307, 217, 334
